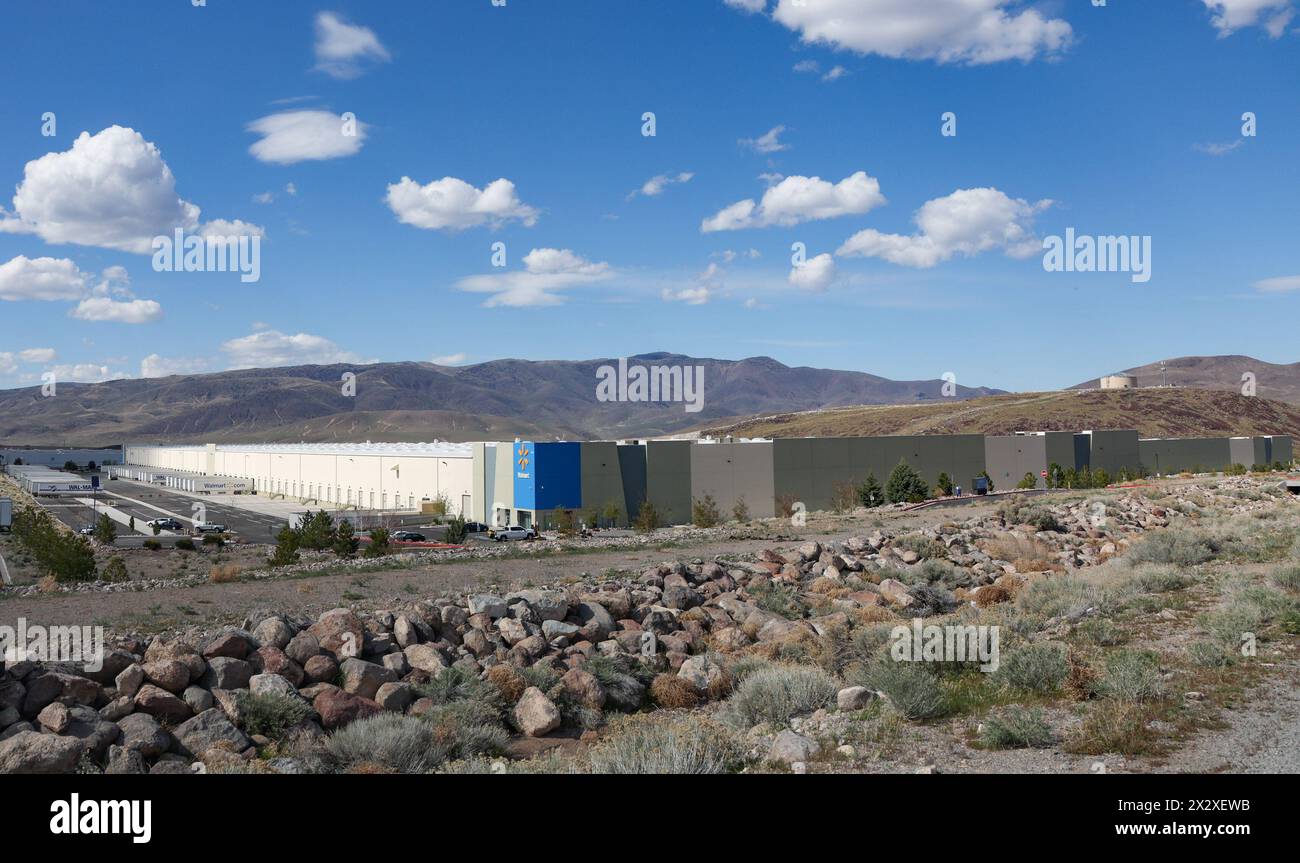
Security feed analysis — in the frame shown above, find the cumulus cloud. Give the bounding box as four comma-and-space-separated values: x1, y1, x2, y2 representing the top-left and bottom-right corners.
629, 171, 694, 200
726, 0, 1072, 65
247, 110, 368, 164
702, 171, 885, 232
1202, 0, 1295, 37
430, 353, 468, 365
140, 354, 211, 378
221, 329, 362, 369
45, 363, 127, 384
1254, 275, 1300, 293
0, 348, 57, 375
0, 255, 88, 301
663, 263, 723, 305
457, 248, 612, 307
313, 12, 390, 79
69, 296, 163, 324
386, 176, 540, 232
836, 187, 1050, 267
739, 125, 789, 154
0, 126, 261, 254
789, 253, 837, 292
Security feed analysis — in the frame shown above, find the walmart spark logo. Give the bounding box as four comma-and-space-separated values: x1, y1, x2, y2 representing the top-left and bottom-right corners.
517, 445, 530, 472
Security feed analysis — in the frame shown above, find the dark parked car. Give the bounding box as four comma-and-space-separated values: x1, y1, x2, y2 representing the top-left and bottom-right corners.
391, 530, 427, 542
463, 521, 489, 533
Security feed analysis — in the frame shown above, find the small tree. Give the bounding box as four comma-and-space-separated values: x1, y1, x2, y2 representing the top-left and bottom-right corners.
553, 507, 577, 537
1091, 467, 1110, 488
830, 481, 858, 513
1047, 463, 1064, 489
443, 514, 468, 544
886, 460, 928, 504
692, 494, 721, 528
602, 500, 622, 529
935, 472, 953, 497
128, 515, 136, 534
152, 522, 161, 537
364, 527, 391, 558
978, 470, 995, 493
732, 496, 750, 523
63, 460, 78, 472
634, 500, 661, 533
299, 509, 336, 551
1017, 472, 1038, 490
775, 494, 798, 518
93, 513, 117, 544
332, 519, 359, 557
857, 472, 884, 508
268, 525, 301, 567
101, 556, 129, 583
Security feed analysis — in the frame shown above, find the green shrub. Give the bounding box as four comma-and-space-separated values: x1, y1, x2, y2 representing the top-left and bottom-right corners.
722, 664, 837, 728
1273, 565, 1300, 591
174, 538, 196, 551
886, 460, 929, 504
692, 495, 721, 528
980, 707, 1053, 749
1131, 566, 1193, 592
732, 497, 750, 523
319, 709, 505, 774
268, 525, 301, 567
332, 519, 359, 557
633, 500, 661, 533
582, 655, 650, 712
1093, 649, 1165, 701
1187, 640, 1232, 668
852, 657, 948, 720
101, 556, 129, 583
142, 539, 162, 551
589, 716, 745, 774
443, 514, 469, 544
237, 692, 309, 739
748, 579, 806, 620
363, 527, 391, 558
1127, 531, 1219, 567
857, 472, 885, 508
93, 513, 117, 544
1016, 576, 1114, 621
995, 643, 1068, 693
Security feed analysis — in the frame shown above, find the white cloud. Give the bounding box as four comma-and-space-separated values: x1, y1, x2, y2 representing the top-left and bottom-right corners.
386, 176, 540, 232
457, 248, 612, 307
221, 329, 362, 369
702, 171, 886, 232
313, 12, 391, 79
0, 255, 88, 301
740, 125, 789, 154
253, 192, 275, 204
1195, 139, 1245, 156
793, 59, 820, 73
629, 171, 695, 199
716, 248, 762, 263
431, 353, 468, 366
46, 363, 127, 384
822, 65, 849, 81
140, 354, 211, 378
69, 296, 163, 324
728, 0, 1073, 65
19, 348, 57, 363
1253, 275, 1300, 293
837, 187, 1050, 267
247, 110, 368, 165
662, 263, 723, 305
1202, 0, 1295, 37
0, 126, 261, 254
789, 253, 837, 292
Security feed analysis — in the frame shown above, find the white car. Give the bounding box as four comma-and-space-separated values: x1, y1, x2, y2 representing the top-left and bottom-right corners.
491, 525, 536, 542
194, 522, 228, 534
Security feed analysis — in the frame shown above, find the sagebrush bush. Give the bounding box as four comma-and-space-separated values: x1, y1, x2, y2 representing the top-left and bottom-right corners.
853, 657, 948, 720
236, 692, 309, 739
320, 714, 448, 774
980, 707, 1053, 749
1093, 650, 1165, 702
995, 643, 1068, 693
589, 716, 746, 774
1127, 531, 1219, 567
1187, 640, 1232, 668
1130, 566, 1193, 593
582, 655, 649, 712
722, 663, 837, 728
1016, 576, 1114, 621
1272, 565, 1300, 592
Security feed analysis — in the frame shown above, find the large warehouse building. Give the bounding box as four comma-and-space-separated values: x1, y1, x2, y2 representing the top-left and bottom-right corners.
119, 431, 1293, 530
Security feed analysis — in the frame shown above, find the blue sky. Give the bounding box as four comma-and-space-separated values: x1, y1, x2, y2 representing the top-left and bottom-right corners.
0, 0, 1297, 393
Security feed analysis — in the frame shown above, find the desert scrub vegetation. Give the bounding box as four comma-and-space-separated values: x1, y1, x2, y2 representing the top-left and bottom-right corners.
894, 533, 947, 560
722, 663, 837, 728
582, 654, 655, 711
1128, 565, 1194, 593
1013, 574, 1122, 624
994, 642, 1069, 694
236, 692, 310, 740
1091, 649, 1165, 701
1273, 564, 1300, 592
850, 656, 948, 720
1126, 530, 1220, 567
588, 715, 746, 774
312, 709, 507, 774
979, 706, 1054, 749
748, 579, 807, 620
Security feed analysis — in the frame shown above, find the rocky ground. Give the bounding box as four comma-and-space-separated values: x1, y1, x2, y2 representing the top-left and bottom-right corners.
2, 476, 1298, 775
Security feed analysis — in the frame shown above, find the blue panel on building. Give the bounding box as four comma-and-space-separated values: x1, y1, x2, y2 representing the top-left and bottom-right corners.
512, 441, 582, 511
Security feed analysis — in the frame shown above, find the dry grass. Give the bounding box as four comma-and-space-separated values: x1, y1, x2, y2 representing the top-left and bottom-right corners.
649, 674, 702, 709
485, 664, 526, 704
984, 534, 1059, 573
209, 563, 244, 584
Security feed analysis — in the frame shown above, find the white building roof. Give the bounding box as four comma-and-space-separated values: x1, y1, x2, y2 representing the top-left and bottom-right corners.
127, 442, 475, 459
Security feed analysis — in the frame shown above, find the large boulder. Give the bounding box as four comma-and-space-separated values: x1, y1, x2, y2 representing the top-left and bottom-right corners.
769, 730, 818, 765
173, 708, 252, 758
253, 646, 304, 687
142, 659, 191, 694
313, 689, 380, 731
117, 712, 173, 758
114, 664, 145, 699
62, 705, 122, 762
201, 657, 254, 691
513, 687, 561, 737
574, 601, 615, 642
339, 658, 396, 700
467, 595, 508, 618
253, 617, 295, 650
559, 668, 605, 710
285, 632, 321, 666
0, 730, 82, 774
308, 609, 364, 659
134, 684, 192, 724
249, 673, 298, 698
677, 655, 726, 694
202, 630, 255, 660
302, 654, 339, 685
403, 644, 448, 676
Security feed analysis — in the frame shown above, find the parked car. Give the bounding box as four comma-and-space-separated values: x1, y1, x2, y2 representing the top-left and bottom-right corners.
79, 526, 96, 536
463, 521, 490, 534
391, 530, 427, 542
491, 525, 536, 542
145, 517, 184, 530
194, 522, 227, 534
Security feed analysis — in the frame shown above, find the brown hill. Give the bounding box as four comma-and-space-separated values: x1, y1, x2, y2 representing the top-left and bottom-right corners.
696, 388, 1300, 440
1072, 355, 1300, 404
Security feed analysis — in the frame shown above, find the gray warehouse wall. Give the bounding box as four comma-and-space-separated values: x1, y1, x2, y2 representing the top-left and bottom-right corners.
985, 435, 1047, 490
1139, 438, 1232, 474
1229, 438, 1262, 468
580, 442, 627, 525
645, 440, 692, 525
617, 445, 647, 526
1087, 430, 1141, 475
1269, 436, 1293, 465
690, 441, 775, 520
